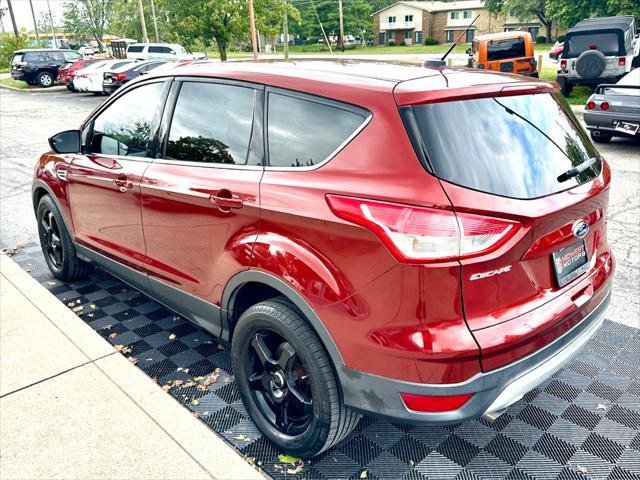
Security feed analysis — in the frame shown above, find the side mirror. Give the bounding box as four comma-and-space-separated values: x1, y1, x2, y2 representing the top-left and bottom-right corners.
49, 130, 81, 154
466, 48, 472, 55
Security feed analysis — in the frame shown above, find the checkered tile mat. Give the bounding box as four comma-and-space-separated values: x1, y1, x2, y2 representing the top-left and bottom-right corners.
10, 243, 640, 480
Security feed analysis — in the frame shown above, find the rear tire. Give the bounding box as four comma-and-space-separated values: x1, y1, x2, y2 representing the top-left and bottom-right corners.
590, 131, 612, 143
232, 298, 360, 458
560, 79, 573, 97
37, 195, 92, 281
36, 71, 54, 88
66, 84, 77, 92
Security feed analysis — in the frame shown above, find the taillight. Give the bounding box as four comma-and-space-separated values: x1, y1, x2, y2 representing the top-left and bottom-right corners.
560, 59, 567, 69
113, 73, 126, 81
326, 195, 519, 263
401, 392, 473, 412
587, 101, 595, 110
618, 57, 626, 66
600, 101, 610, 111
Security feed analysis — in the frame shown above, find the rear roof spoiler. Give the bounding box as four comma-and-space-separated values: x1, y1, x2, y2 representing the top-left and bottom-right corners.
394, 78, 558, 106
595, 84, 639, 94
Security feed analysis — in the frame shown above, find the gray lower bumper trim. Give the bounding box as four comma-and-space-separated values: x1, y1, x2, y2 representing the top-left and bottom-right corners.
338, 290, 611, 424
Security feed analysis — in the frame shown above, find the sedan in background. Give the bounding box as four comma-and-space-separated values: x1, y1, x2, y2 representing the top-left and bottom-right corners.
102, 60, 170, 94
58, 57, 106, 91
73, 59, 137, 94
585, 68, 640, 143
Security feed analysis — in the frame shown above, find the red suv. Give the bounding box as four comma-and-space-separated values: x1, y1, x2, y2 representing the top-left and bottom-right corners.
33, 61, 614, 458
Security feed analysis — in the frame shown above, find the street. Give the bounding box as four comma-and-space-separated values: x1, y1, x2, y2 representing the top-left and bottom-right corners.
1, 87, 638, 327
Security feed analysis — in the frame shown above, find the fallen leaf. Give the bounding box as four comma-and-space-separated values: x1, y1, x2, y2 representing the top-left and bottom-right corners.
577, 465, 588, 474
360, 471, 368, 479
128, 357, 138, 365
278, 454, 301, 465
191, 398, 200, 406
596, 404, 607, 411
46, 281, 57, 286
234, 434, 250, 441
67, 301, 76, 307
244, 456, 256, 466
87, 313, 94, 317
287, 463, 304, 474
114, 344, 125, 352
151, 377, 158, 384
182, 381, 196, 388
201, 372, 220, 387
72, 305, 84, 313
205, 340, 214, 344
197, 384, 208, 392
169, 333, 177, 340
145, 358, 153, 361
176, 367, 189, 373
89, 304, 96, 309
192, 412, 199, 418
108, 332, 118, 339
194, 376, 205, 381
217, 344, 225, 350
100, 324, 113, 330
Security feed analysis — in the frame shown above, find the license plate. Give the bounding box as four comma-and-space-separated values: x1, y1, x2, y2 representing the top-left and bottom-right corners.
615, 121, 639, 135
552, 240, 589, 287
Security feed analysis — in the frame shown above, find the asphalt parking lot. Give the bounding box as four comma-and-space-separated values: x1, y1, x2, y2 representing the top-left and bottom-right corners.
1, 86, 638, 328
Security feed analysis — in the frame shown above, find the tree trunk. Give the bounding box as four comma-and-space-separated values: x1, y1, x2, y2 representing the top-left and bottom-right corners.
218, 43, 228, 61
544, 20, 553, 42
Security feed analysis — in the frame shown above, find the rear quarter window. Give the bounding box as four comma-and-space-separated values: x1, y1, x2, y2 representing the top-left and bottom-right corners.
127, 45, 145, 53
267, 93, 368, 168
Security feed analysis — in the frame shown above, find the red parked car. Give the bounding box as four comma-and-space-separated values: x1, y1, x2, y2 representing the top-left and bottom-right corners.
549, 41, 565, 60
33, 61, 614, 458
57, 57, 107, 91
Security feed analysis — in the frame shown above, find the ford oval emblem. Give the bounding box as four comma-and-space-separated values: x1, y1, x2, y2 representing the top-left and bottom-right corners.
573, 220, 589, 239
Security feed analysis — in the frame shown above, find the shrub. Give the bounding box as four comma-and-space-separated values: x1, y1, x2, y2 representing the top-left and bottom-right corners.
557, 35, 566, 42
536, 35, 547, 43
388, 40, 396, 46
0, 34, 28, 71
425, 37, 438, 46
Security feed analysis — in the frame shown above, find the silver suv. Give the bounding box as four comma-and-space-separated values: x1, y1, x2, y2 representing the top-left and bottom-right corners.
557, 16, 640, 97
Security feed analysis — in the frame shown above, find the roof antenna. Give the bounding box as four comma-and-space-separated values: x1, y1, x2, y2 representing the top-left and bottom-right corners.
424, 14, 479, 68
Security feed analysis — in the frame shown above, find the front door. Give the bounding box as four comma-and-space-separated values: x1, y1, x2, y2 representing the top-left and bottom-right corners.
140, 80, 263, 333
67, 81, 168, 275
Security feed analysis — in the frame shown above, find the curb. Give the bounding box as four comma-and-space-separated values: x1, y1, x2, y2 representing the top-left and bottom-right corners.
0, 254, 265, 480
0, 84, 68, 93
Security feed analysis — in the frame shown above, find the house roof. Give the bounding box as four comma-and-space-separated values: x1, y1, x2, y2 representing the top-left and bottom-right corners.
372, 1, 485, 17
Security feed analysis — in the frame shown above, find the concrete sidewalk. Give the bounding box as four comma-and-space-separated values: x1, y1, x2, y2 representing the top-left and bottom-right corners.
0, 254, 263, 480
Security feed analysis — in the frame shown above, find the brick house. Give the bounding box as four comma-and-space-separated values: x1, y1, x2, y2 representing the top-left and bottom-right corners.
372, 1, 544, 46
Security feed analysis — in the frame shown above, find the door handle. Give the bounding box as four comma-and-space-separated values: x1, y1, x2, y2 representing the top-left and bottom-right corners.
210, 194, 243, 210
113, 176, 133, 192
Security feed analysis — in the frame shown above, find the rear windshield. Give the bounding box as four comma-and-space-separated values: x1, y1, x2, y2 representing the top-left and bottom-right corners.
127, 45, 145, 53
487, 38, 526, 61
410, 94, 601, 199
566, 32, 622, 57
11, 53, 23, 64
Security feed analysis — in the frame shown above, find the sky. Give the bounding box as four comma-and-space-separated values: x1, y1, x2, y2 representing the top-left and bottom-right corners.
1, 0, 65, 35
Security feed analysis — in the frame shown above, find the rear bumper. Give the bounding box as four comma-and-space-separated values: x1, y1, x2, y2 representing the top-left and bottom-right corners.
584, 111, 640, 133
338, 288, 611, 424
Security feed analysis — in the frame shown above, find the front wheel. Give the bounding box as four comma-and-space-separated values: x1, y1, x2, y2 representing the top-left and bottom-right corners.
232, 298, 360, 458
36, 71, 54, 88
37, 195, 92, 281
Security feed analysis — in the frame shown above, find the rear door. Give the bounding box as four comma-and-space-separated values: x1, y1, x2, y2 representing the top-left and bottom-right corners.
67, 80, 169, 278
140, 79, 263, 318
408, 92, 611, 369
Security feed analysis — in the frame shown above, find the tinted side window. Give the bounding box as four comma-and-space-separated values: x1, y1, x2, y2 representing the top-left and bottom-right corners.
166, 82, 255, 165
487, 38, 526, 60
47, 52, 65, 63
267, 93, 366, 168
89, 82, 164, 157
149, 46, 173, 54
23, 52, 46, 62
127, 45, 145, 53
64, 51, 82, 62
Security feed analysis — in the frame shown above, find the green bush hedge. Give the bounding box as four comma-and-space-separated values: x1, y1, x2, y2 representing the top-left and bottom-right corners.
536, 35, 547, 43
0, 35, 28, 71
557, 35, 566, 42
425, 37, 438, 46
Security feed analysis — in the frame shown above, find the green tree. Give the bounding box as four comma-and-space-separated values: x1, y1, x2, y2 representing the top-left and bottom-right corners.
63, 0, 114, 51
547, 0, 640, 28
485, 0, 554, 42
0, 33, 28, 70
289, 0, 378, 42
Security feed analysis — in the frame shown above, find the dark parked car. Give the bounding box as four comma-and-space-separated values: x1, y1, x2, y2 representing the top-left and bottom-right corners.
584, 68, 640, 142
34, 61, 614, 458
557, 15, 640, 96
102, 60, 170, 94
11, 49, 82, 87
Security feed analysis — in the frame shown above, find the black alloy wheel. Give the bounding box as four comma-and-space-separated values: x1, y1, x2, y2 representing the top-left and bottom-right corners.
40, 209, 64, 269
247, 329, 313, 436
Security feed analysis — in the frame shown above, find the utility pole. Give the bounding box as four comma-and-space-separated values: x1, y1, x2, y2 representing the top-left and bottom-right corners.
338, 0, 344, 52
6, 0, 18, 38
283, 0, 289, 60
150, 0, 159, 42
46, 0, 57, 45
137, 0, 149, 43
248, 0, 258, 61
28, 0, 40, 40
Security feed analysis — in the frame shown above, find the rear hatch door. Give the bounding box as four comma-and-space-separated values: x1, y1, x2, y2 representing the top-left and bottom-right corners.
398, 83, 612, 370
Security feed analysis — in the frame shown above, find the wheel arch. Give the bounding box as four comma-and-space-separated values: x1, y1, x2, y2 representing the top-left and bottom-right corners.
221, 270, 345, 368
32, 180, 74, 240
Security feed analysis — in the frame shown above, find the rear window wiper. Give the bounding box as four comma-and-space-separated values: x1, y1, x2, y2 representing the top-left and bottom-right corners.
557, 157, 597, 183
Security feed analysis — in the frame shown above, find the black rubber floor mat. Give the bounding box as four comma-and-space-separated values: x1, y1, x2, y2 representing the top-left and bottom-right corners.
10, 244, 640, 480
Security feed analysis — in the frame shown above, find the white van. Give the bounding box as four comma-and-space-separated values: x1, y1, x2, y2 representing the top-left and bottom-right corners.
125, 43, 206, 61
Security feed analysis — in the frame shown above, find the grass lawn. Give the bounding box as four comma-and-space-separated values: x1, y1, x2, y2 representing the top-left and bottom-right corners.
0, 78, 28, 89
540, 66, 592, 106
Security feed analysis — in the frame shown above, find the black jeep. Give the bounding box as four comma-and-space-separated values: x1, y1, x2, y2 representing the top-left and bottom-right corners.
10, 49, 82, 88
